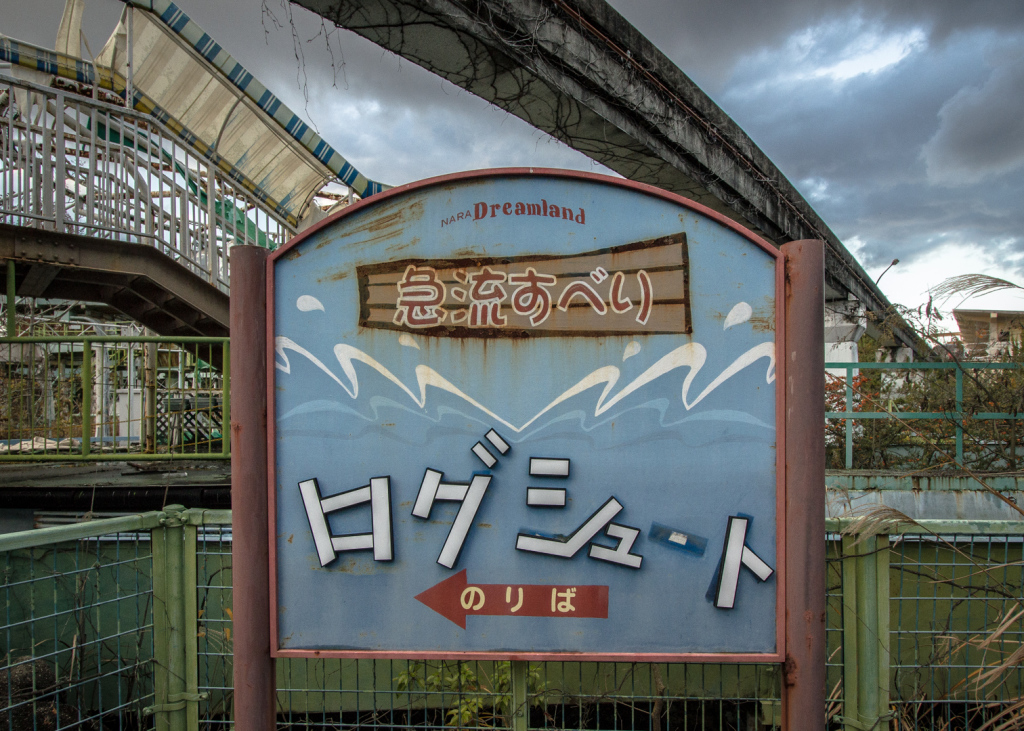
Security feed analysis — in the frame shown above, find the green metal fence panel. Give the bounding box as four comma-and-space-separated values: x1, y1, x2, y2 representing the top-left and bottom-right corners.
889, 531, 1024, 730
194, 519, 232, 729
825, 361, 1024, 472
1, 514, 158, 730
0, 336, 230, 461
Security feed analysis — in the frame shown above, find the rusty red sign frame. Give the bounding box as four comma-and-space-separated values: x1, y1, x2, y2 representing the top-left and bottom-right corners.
260, 169, 815, 666
229, 169, 825, 729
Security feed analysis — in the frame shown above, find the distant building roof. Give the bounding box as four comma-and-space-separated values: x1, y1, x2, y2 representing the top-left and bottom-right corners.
953, 308, 1024, 357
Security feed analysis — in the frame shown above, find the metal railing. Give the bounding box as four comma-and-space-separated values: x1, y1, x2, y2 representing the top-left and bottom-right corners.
0, 74, 294, 291
0, 335, 229, 460
826, 361, 1024, 471
6, 509, 1024, 730
5, 349, 1023, 473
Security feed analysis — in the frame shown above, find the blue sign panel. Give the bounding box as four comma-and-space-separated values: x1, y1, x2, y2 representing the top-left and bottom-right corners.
270, 170, 782, 659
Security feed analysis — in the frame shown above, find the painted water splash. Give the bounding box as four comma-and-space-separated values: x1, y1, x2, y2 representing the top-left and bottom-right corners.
724, 301, 752, 330
275, 336, 775, 434
296, 295, 324, 312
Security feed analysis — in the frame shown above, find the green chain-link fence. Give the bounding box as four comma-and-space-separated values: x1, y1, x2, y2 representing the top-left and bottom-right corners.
5, 509, 1024, 730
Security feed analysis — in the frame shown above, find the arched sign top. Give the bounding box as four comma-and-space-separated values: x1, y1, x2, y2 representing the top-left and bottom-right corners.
269, 169, 785, 661
270, 167, 780, 263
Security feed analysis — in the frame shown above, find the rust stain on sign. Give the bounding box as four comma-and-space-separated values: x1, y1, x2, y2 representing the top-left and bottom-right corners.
314, 201, 425, 249
356, 233, 691, 337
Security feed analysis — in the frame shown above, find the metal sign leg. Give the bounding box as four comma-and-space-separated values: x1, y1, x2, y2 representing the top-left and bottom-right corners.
229, 245, 275, 730
781, 240, 827, 729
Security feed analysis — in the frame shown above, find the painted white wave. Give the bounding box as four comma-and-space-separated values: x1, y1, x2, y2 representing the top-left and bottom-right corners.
280, 394, 773, 437
275, 337, 775, 434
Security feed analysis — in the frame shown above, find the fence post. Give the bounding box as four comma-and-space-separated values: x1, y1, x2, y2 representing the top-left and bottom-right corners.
840, 532, 891, 731
510, 660, 528, 731
81, 343, 92, 456
150, 504, 201, 731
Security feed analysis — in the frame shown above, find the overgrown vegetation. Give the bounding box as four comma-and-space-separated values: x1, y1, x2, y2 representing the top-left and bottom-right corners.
827, 327, 1024, 472
394, 661, 548, 727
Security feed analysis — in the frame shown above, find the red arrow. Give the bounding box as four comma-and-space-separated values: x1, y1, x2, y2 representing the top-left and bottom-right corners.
414, 570, 609, 629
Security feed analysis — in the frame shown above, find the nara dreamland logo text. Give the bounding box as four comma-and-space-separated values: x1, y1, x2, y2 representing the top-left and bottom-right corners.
440, 199, 586, 228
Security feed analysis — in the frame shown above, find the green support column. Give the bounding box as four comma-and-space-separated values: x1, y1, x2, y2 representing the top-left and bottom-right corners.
840, 534, 891, 731
221, 341, 230, 456
510, 660, 529, 731
81, 344, 92, 457
149, 505, 201, 731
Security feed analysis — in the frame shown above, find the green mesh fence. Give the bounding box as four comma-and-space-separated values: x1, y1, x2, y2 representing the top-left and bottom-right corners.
889, 532, 1024, 730
6, 510, 1024, 730
1, 518, 156, 730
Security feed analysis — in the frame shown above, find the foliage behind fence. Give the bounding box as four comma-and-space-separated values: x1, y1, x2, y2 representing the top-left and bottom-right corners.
826, 361, 1024, 472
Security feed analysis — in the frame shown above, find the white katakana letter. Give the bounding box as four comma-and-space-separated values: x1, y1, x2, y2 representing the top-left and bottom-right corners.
298, 476, 393, 567
589, 523, 643, 568
713, 516, 774, 609
412, 469, 491, 569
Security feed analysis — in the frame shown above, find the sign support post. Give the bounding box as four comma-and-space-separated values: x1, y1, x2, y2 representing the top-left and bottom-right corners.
781, 239, 827, 728
229, 244, 275, 731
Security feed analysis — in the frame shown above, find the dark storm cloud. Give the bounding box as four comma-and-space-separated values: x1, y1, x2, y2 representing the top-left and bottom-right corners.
720, 27, 993, 186
651, 3, 1024, 280
922, 48, 1024, 185
4, 0, 1023, 298
173, 0, 606, 183
608, 0, 1024, 93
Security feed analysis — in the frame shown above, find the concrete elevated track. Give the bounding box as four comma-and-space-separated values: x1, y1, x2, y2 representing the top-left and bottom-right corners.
297, 0, 914, 348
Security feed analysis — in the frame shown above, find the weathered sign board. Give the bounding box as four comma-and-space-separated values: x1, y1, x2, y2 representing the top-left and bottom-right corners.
269, 169, 784, 660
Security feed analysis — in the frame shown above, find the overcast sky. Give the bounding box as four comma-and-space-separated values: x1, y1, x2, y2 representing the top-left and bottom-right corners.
4, 0, 1024, 321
